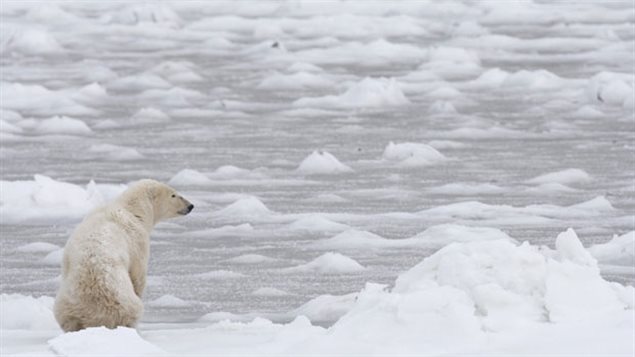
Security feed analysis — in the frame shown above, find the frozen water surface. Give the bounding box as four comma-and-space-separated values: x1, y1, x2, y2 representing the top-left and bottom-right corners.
1, 1, 633, 355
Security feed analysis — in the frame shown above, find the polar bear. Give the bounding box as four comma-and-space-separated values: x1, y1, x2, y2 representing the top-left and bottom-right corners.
54, 179, 193, 332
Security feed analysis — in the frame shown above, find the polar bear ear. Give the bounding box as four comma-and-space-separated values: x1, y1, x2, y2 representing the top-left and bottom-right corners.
144, 182, 159, 202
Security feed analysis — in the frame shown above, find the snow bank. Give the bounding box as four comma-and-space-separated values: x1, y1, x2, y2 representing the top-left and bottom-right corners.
169, 169, 212, 186
294, 77, 409, 108
4, 28, 64, 55
382, 141, 446, 167
49, 327, 166, 357
588, 231, 634, 266
0, 294, 58, 330
296, 151, 353, 175
284, 252, 365, 274
527, 168, 591, 185
305, 228, 634, 354
0, 175, 126, 224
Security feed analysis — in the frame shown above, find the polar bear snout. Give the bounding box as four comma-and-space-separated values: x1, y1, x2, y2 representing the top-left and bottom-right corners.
178, 199, 194, 215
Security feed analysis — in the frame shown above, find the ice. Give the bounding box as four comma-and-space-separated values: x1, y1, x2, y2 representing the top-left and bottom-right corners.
419, 46, 481, 79
258, 71, 334, 90
168, 169, 212, 186
284, 252, 365, 274
149, 61, 203, 83
296, 151, 353, 175
108, 74, 172, 92
589, 231, 635, 266
427, 183, 504, 195
212, 196, 273, 221
3, 28, 64, 55
527, 168, 591, 185
15, 242, 60, 254
48, 327, 166, 357
148, 295, 191, 308
41, 248, 63, 266
286, 215, 349, 232
226, 254, 277, 264
290, 293, 358, 323
89, 144, 144, 161
132, 107, 171, 123
0, 175, 125, 224
108, 3, 182, 28
32, 116, 92, 136
0, 294, 58, 330
193, 270, 246, 280
0, 82, 98, 116
252, 287, 289, 297
294, 77, 409, 108
382, 141, 446, 167
587, 72, 634, 108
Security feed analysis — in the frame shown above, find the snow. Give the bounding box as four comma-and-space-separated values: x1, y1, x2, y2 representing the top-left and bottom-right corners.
286, 215, 349, 232
212, 196, 273, 221
589, 231, 635, 266
4, 28, 64, 55
0, 294, 58, 330
89, 144, 143, 161
41, 249, 64, 266
252, 287, 289, 297
294, 77, 409, 108
296, 151, 353, 175
527, 168, 591, 185
284, 252, 365, 274
49, 327, 166, 357
147, 295, 191, 308
382, 141, 446, 167
15, 242, 60, 254
226, 254, 277, 265
168, 169, 212, 186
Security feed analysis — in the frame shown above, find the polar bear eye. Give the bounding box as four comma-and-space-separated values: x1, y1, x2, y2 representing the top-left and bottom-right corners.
171, 194, 176, 198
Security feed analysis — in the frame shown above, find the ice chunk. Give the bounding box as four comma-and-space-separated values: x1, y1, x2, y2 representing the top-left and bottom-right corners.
258, 71, 334, 90
284, 252, 365, 274
148, 294, 191, 308
4, 29, 64, 55
0, 294, 58, 330
286, 215, 349, 232
15, 242, 60, 253
297, 151, 353, 175
382, 141, 445, 167
252, 287, 289, 297
527, 168, 591, 185
291, 293, 357, 323
34, 116, 92, 135
169, 169, 212, 186
588, 231, 635, 266
213, 197, 273, 220
41, 248, 64, 266
294, 77, 409, 108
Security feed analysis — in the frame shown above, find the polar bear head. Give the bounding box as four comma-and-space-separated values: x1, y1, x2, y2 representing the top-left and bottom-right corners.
123, 179, 194, 224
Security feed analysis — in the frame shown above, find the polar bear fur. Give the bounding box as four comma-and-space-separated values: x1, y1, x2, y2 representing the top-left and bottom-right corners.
54, 179, 193, 332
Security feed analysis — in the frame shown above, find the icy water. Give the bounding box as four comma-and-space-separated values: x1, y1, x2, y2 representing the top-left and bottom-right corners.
1, 1, 633, 325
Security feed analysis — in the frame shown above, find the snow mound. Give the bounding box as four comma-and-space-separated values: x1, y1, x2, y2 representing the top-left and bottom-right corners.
73, 83, 109, 106
588, 231, 635, 266
34, 116, 92, 135
252, 287, 289, 297
208, 165, 265, 180
501, 69, 564, 89
213, 197, 273, 220
4, 29, 64, 55
419, 46, 481, 79
312, 229, 403, 250
285, 252, 365, 274
291, 293, 358, 323
0, 294, 58, 330
294, 77, 409, 108
148, 294, 191, 308
150, 61, 203, 83
89, 144, 143, 161
527, 168, 591, 185
428, 183, 504, 195
0, 175, 126, 224
311, 228, 634, 354
297, 151, 353, 175
382, 141, 446, 167
169, 169, 212, 186
410, 224, 514, 246
15, 242, 60, 253
48, 327, 166, 357
109, 74, 171, 92
226, 254, 277, 264
286, 215, 349, 232
132, 107, 171, 122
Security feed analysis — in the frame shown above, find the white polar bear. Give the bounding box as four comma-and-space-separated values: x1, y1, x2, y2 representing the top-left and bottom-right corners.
54, 179, 193, 332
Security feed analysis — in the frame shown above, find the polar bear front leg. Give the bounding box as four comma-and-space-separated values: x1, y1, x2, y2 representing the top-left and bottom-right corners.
129, 265, 147, 298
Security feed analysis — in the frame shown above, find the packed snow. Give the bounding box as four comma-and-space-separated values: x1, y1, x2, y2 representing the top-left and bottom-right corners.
1, 0, 633, 356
